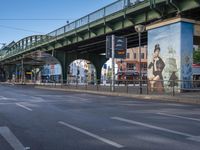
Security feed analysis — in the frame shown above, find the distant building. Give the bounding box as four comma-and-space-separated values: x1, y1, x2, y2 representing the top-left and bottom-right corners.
68, 60, 96, 84
116, 46, 147, 81
41, 64, 62, 82
193, 64, 200, 79
192, 64, 200, 87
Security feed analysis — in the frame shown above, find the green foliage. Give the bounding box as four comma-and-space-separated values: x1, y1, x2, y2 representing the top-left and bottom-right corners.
193, 48, 200, 63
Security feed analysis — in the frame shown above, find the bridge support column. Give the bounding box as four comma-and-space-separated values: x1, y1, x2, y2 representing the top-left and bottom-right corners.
4, 65, 16, 82
89, 54, 108, 84
0, 65, 6, 82
53, 51, 68, 83
54, 51, 82, 83
146, 18, 194, 92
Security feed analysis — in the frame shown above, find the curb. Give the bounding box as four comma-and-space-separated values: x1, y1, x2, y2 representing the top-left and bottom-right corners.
35, 86, 200, 105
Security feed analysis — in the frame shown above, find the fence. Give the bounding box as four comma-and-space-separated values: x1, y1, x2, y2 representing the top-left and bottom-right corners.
37, 79, 200, 96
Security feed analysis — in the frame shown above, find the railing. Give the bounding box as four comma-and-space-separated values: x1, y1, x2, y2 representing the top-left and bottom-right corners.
34, 79, 200, 96
0, 0, 145, 61
46, 0, 143, 37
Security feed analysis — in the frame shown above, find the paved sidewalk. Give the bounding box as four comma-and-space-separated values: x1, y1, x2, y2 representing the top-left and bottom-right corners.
1, 82, 199, 104
35, 86, 200, 105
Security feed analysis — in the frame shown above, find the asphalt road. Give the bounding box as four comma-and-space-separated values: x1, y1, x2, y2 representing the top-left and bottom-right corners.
0, 84, 200, 150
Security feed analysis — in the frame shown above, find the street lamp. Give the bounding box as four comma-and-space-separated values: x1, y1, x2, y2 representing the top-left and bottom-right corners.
135, 24, 145, 94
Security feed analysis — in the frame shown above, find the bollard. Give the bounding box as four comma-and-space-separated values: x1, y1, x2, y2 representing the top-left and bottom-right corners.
97, 84, 99, 91
146, 79, 149, 95
126, 80, 128, 93
172, 80, 175, 96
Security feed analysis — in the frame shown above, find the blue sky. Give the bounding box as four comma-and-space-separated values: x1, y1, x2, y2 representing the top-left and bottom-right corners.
0, 0, 116, 45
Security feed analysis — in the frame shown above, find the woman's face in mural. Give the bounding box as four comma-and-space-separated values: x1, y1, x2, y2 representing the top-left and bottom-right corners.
154, 49, 160, 58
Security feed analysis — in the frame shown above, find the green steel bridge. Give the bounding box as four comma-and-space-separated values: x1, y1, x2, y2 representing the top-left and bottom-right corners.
0, 0, 200, 81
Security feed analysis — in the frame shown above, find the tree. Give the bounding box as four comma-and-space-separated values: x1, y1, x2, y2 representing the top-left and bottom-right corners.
193, 48, 200, 64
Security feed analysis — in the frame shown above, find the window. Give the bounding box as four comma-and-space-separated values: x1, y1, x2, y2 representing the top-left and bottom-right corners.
127, 63, 136, 70
134, 53, 137, 59
126, 53, 130, 59
141, 63, 147, 70
141, 53, 144, 59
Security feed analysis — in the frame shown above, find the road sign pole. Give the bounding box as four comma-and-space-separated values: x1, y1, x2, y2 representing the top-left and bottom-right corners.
112, 35, 115, 92
139, 32, 142, 94
21, 58, 24, 84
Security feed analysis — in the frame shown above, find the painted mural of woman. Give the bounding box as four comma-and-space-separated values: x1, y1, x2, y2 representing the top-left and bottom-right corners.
148, 44, 165, 92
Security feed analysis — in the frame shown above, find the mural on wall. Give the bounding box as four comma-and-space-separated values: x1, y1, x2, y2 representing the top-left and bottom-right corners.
148, 44, 165, 92
148, 21, 193, 92
180, 22, 194, 89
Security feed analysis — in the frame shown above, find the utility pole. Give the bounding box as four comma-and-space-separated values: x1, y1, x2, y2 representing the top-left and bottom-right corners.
21, 58, 24, 84
135, 24, 145, 94
111, 35, 115, 92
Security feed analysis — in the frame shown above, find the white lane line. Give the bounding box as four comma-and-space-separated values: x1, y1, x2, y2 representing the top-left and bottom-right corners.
0, 96, 16, 100
16, 103, 32, 111
58, 121, 124, 148
111, 117, 200, 142
0, 103, 14, 105
0, 126, 26, 150
157, 112, 200, 122
66, 96, 89, 101
30, 96, 45, 102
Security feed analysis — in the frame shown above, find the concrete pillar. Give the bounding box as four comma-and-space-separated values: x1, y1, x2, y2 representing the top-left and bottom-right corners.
4, 65, 16, 82
0, 65, 6, 82
147, 18, 194, 92
90, 54, 108, 84
54, 51, 68, 83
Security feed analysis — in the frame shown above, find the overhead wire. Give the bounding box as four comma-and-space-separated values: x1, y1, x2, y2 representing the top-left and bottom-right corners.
0, 18, 76, 21
0, 18, 76, 34
0, 24, 44, 34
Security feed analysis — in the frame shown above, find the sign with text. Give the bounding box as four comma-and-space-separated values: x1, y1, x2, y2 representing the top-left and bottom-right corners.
114, 36, 127, 58
106, 35, 127, 59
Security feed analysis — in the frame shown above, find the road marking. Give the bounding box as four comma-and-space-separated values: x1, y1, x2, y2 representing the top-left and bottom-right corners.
16, 103, 32, 111
66, 96, 89, 101
111, 117, 200, 142
121, 104, 146, 106
0, 102, 14, 105
157, 112, 200, 122
0, 96, 16, 100
58, 121, 124, 148
30, 96, 45, 102
0, 126, 26, 150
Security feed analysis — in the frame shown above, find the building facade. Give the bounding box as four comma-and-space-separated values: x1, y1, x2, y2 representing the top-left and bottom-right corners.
116, 46, 147, 81
68, 60, 96, 84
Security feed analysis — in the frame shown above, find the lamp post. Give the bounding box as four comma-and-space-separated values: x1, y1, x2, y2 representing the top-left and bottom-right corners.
135, 24, 145, 94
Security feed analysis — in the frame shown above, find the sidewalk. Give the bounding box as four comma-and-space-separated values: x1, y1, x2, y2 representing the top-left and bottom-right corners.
1, 82, 199, 105
35, 85, 200, 105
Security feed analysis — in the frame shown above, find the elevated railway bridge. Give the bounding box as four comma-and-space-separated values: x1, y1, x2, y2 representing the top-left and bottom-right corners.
0, 0, 200, 82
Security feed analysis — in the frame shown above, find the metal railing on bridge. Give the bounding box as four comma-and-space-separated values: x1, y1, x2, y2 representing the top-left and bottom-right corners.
47, 0, 143, 37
